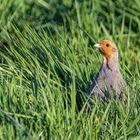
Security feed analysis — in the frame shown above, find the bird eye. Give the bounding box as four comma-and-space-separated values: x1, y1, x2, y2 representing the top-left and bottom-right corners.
106, 43, 110, 47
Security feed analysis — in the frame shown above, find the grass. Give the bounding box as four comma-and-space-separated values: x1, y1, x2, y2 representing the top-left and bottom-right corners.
0, 0, 140, 139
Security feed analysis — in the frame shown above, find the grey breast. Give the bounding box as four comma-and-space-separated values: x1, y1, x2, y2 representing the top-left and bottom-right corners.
88, 64, 128, 100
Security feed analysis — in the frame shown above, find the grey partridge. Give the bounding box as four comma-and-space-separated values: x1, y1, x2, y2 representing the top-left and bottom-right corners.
88, 40, 128, 101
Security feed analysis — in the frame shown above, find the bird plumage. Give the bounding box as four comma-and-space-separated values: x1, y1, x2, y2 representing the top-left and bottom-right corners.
88, 40, 128, 101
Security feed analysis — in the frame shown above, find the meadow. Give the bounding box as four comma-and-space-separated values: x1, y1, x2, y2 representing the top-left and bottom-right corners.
0, 0, 140, 139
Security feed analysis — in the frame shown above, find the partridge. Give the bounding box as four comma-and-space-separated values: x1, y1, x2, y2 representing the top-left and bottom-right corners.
88, 40, 128, 101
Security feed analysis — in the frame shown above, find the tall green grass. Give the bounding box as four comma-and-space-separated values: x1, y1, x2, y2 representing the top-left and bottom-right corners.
0, 0, 140, 139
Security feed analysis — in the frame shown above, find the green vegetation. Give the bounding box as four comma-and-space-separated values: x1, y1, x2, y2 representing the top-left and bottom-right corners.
0, 0, 140, 139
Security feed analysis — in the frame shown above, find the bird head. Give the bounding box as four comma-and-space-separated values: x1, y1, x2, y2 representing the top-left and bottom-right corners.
94, 40, 118, 61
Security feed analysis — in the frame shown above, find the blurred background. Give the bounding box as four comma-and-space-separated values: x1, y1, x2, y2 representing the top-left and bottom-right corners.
1, 0, 140, 41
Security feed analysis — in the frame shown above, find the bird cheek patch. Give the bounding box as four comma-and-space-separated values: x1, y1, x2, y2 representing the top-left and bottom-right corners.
112, 48, 117, 52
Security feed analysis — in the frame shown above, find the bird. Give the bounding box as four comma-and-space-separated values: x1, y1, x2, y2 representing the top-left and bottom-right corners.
87, 40, 128, 102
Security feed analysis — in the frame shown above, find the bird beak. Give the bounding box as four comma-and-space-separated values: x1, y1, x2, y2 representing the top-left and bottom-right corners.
94, 44, 100, 48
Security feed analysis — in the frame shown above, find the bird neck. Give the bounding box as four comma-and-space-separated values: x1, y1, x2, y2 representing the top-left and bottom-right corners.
102, 53, 119, 71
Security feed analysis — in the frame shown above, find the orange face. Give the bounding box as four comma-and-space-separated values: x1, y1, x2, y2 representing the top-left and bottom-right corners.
95, 40, 118, 60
